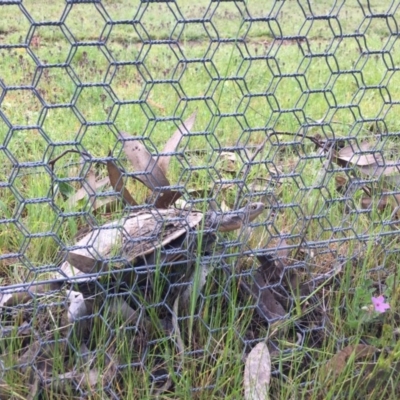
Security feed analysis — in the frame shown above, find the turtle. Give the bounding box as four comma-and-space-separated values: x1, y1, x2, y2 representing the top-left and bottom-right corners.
59, 202, 265, 281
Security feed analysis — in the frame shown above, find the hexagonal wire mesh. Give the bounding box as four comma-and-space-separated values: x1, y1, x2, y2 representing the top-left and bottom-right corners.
1, 0, 400, 398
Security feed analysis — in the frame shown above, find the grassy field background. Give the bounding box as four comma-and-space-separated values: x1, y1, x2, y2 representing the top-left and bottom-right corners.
1, 0, 400, 399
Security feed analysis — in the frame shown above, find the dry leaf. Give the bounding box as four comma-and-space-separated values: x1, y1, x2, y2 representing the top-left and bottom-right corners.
368, 121, 382, 135
73, 225, 92, 241
66, 290, 90, 340
119, 132, 170, 190
27, 375, 40, 400
322, 344, 377, 379
255, 288, 285, 321
19, 340, 67, 378
276, 238, 289, 264
358, 164, 400, 184
84, 166, 97, 209
147, 98, 166, 112
92, 196, 120, 214
108, 298, 140, 325
361, 192, 400, 213
219, 200, 230, 212
174, 189, 214, 210
219, 151, 238, 172
256, 253, 275, 270
252, 272, 286, 321
67, 290, 88, 322
66, 251, 104, 274
106, 154, 138, 206
153, 190, 182, 209
335, 175, 347, 193
337, 141, 382, 166
244, 342, 271, 400
252, 242, 287, 321
361, 196, 390, 211
68, 176, 109, 208
256, 238, 288, 283
327, 140, 400, 184
158, 111, 197, 175
56, 370, 99, 392
0, 283, 62, 307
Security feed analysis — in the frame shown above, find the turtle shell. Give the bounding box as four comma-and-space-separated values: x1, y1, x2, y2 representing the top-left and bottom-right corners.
59, 208, 204, 279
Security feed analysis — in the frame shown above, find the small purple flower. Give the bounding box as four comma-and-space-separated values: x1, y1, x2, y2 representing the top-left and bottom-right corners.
371, 295, 390, 313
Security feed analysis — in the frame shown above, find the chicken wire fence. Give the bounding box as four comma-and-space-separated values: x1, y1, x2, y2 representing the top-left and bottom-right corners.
1, 0, 400, 398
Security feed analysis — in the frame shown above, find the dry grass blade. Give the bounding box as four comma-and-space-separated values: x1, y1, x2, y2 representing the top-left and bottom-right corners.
158, 111, 197, 175
244, 342, 271, 400
106, 154, 138, 206
119, 132, 170, 190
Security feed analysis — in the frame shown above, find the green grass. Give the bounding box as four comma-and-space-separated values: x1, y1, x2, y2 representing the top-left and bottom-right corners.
1, 0, 400, 398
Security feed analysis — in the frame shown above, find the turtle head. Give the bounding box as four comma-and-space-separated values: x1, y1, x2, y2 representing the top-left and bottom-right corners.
215, 202, 264, 232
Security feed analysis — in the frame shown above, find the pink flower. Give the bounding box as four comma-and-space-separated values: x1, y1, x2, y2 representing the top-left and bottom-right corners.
371, 295, 390, 313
